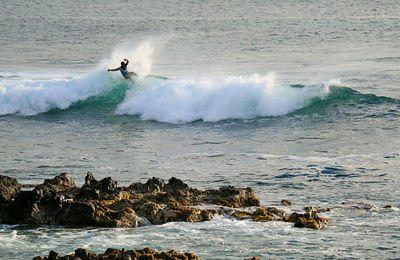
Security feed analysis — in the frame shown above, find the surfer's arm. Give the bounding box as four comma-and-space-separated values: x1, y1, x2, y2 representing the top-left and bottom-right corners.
124, 59, 129, 65
107, 68, 119, 72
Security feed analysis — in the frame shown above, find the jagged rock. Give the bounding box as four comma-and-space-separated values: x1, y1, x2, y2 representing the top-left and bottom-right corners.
0, 175, 21, 222
1, 173, 258, 227
129, 177, 166, 193
265, 207, 286, 219
165, 177, 190, 193
281, 199, 292, 206
56, 201, 97, 226
76, 173, 121, 200
232, 205, 330, 230
232, 210, 253, 220
0, 175, 21, 203
43, 173, 76, 193
0, 175, 21, 204
287, 206, 330, 230
251, 207, 286, 222
84, 172, 99, 188
304, 206, 331, 213
207, 186, 260, 208
32, 247, 201, 260
252, 208, 275, 222
99, 177, 118, 192
11, 184, 63, 224
1, 172, 330, 230
48, 250, 62, 260
10, 173, 76, 224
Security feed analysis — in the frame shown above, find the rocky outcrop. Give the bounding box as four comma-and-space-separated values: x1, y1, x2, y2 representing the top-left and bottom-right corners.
206, 186, 260, 208
287, 206, 331, 230
1, 172, 333, 230
0, 175, 21, 222
32, 247, 272, 260
2, 172, 260, 228
0, 175, 21, 203
32, 247, 200, 260
231, 206, 329, 230
43, 173, 76, 193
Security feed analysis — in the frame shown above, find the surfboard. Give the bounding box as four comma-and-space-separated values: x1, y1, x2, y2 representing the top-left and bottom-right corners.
127, 82, 134, 90
147, 74, 169, 80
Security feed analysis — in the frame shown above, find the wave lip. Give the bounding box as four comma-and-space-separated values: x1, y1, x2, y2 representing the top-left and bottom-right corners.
116, 74, 331, 124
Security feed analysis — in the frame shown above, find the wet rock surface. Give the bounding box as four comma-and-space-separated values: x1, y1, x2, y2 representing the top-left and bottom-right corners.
0, 175, 21, 203
32, 247, 201, 260
0, 172, 334, 230
32, 247, 272, 260
0, 175, 22, 223
0, 173, 260, 228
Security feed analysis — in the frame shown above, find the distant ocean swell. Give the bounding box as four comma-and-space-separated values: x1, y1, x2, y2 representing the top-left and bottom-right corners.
0, 71, 397, 123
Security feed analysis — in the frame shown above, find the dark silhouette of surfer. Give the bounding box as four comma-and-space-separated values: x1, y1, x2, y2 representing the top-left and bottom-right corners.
107, 58, 137, 82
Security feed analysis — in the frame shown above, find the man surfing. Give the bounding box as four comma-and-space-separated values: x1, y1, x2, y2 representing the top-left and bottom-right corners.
107, 58, 137, 82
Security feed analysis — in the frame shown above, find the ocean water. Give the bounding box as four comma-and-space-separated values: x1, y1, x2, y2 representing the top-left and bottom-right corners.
1, 0, 399, 259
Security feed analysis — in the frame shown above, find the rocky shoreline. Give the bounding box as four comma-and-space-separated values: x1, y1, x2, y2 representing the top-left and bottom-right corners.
32, 247, 200, 260
0, 172, 330, 230
32, 247, 268, 260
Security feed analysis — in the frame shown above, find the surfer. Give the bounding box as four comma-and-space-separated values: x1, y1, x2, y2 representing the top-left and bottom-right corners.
107, 59, 137, 82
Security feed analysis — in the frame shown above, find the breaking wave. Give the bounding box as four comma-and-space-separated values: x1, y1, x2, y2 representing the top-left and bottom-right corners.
1, 42, 398, 123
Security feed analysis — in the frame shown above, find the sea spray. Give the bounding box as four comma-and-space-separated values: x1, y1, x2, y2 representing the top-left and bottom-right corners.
100, 41, 154, 77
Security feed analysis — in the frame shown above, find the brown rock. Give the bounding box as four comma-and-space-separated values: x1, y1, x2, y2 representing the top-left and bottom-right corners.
43, 173, 76, 193
0, 175, 21, 203
286, 212, 300, 223
56, 201, 97, 226
281, 199, 292, 206
232, 210, 253, 220
31, 247, 201, 260
48, 250, 62, 260
265, 207, 286, 219
4, 173, 330, 231
304, 206, 331, 213
252, 208, 273, 222
288, 206, 330, 230
251, 207, 286, 222
74, 248, 88, 259
207, 186, 260, 208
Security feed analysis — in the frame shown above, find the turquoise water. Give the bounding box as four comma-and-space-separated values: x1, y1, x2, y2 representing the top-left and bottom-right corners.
0, 0, 399, 259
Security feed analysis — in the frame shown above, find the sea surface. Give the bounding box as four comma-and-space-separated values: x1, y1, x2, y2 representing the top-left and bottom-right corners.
1, 0, 399, 259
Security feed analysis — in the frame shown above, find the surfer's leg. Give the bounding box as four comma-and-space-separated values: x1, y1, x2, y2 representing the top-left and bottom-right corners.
125, 72, 136, 83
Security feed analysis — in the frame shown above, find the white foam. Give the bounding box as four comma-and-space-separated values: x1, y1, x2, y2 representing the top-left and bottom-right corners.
100, 40, 154, 77
0, 70, 112, 116
0, 41, 155, 116
116, 73, 331, 123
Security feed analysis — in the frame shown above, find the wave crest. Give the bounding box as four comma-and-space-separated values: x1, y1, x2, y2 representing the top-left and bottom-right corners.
116, 74, 332, 123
